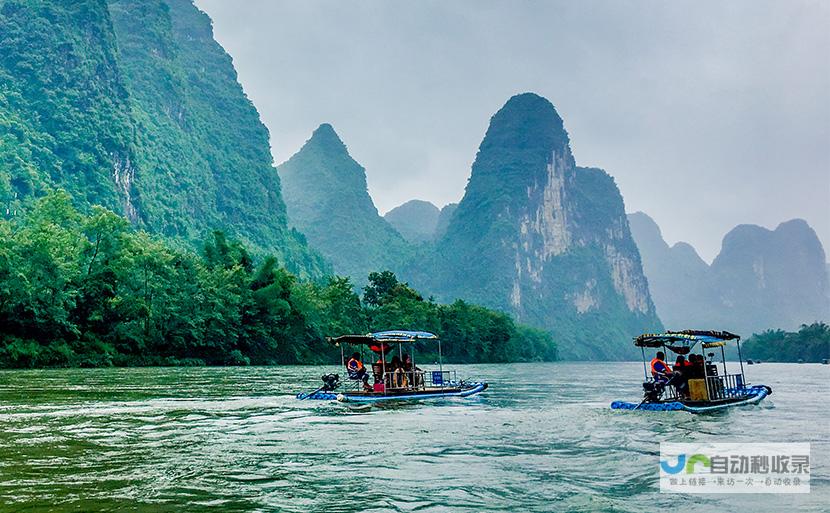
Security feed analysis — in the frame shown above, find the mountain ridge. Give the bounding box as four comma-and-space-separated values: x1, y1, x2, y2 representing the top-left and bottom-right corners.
629, 211, 829, 334
278, 123, 409, 284
383, 199, 440, 243
404, 93, 662, 359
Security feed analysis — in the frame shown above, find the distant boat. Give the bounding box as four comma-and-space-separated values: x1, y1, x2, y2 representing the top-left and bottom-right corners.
296, 330, 488, 404
747, 359, 754, 365
798, 359, 804, 364
822, 359, 828, 365
611, 330, 771, 414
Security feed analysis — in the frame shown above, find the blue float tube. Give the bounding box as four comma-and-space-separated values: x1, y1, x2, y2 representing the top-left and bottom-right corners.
297, 391, 339, 401
338, 382, 488, 403
297, 382, 488, 403
610, 385, 771, 413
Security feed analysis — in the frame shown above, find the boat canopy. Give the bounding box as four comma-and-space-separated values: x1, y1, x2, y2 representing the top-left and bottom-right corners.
329, 330, 439, 346
634, 330, 740, 354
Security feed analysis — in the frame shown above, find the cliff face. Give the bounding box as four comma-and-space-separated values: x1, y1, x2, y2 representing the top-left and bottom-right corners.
0, 0, 326, 276
630, 212, 829, 335
278, 124, 409, 284
410, 93, 661, 359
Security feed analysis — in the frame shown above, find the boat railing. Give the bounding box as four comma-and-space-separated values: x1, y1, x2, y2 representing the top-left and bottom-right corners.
374, 369, 458, 391
663, 381, 682, 401
643, 378, 683, 401
379, 370, 418, 390
705, 373, 745, 401
342, 366, 461, 393
425, 369, 457, 388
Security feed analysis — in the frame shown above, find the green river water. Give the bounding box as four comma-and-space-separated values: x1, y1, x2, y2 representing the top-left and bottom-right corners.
0, 362, 827, 512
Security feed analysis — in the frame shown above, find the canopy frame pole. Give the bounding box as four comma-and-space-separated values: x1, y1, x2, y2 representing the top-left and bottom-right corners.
360, 344, 365, 392
702, 345, 710, 399
438, 339, 444, 390
412, 342, 417, 390
641, 346, 648, 380
736, 337, 746, 385
720, 345, 727, 376
381, 347, 387, 395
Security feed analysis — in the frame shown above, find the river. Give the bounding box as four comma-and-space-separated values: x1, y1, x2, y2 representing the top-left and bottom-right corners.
0, 363, 826, 512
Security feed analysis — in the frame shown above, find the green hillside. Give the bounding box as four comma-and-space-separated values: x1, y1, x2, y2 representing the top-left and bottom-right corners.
0, 0, 326, 277
278, 124, 410, 285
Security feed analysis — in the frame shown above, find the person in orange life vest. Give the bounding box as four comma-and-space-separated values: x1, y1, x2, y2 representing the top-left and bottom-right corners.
650, 351, 673, 383
673, 355, 693, 372
347, 352, 371, 391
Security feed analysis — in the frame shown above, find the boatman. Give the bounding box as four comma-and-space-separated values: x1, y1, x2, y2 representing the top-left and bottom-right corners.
650, 351, 673, 383
347, 352, 371, 391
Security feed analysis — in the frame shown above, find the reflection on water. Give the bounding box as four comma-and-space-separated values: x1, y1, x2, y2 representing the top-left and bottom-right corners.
0, 363, 827, 512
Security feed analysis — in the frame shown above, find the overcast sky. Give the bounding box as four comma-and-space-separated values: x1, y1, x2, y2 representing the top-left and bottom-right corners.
196, 0, 829, 262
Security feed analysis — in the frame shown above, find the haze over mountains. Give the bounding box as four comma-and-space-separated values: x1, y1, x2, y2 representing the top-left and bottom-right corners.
383, 200, 440, 243
630, 212, 830, 336
384, 201, 459, 243
280, 93, 664, 359
2, 0, 825, 361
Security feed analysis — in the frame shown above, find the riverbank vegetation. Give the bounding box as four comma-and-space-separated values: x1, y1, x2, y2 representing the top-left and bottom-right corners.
742, 323, 829, 363
0, 192, 556, 368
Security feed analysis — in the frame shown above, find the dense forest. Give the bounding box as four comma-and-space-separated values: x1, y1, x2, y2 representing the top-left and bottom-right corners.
0, 0, 327, 277
0, 192, 556, 368
742, 323, 829, 363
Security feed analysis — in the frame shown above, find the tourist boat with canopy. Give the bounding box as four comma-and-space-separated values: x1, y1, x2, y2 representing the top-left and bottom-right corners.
611, 330, 772, 413
296, 330, 488, 403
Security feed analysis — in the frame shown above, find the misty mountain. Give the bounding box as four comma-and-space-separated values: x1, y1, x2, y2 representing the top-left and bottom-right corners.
405, 93, 662, 359
278, 124, 409, 284
628, 212, 712, 328
630, 212, 830, 335
0, 0, 325, 276
434, 203, 458, 240
384, 200, 441, 243
383, 200, 461, 243
710, 219, 829, 333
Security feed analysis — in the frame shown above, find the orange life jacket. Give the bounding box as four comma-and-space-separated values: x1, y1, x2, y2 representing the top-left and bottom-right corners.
650, 357, 670, 377
347, 358, 364, 372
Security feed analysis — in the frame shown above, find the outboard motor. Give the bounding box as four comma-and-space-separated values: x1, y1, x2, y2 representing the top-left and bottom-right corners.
320, 373, 340, 392
642, 380, 665, 403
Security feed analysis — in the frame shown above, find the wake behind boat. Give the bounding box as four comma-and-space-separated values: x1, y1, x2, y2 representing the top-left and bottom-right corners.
296, 330, 488, 403
611, 330, 772, 414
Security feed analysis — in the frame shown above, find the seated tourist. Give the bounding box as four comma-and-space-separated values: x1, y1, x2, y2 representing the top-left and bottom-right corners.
688, 354, 705, 379
346, 352, 371, 391
650, 351, 672, 383
673, 355, 690, 397
402, 353, 421, 386
390, 356, 409, 388
372, 362, 384, 384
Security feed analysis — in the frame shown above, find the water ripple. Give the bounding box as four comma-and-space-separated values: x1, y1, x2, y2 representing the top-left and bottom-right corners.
0, 363, 827, 512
